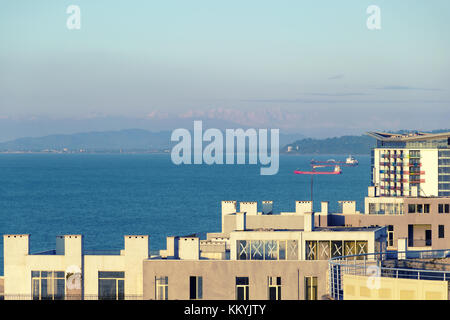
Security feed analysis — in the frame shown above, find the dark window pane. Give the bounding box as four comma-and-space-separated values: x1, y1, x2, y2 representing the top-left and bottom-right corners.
237, 287, 245, 300
269, 287, 277, 300
189, 276, 197, 299
197, 277, 202, 299
99, 279, 116, 300
98, 271, 124, 279
32, 279, 39, 300
54, 279, 65, 300
439, 225, 445, 238
236, 277, 249, 285
118, 280, 124, 300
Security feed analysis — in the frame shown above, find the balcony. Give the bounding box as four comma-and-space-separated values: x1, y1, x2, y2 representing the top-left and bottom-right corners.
408, 239, 432, 248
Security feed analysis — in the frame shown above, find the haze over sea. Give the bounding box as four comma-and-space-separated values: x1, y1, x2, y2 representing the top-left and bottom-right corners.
0, 153, 370, 274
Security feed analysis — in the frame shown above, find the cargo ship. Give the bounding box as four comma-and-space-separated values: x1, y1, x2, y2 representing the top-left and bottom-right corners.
310, 155, 358, 166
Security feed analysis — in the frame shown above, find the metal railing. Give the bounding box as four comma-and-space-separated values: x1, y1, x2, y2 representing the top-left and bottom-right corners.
1, 294, 144, 300
328, 249, 450, 300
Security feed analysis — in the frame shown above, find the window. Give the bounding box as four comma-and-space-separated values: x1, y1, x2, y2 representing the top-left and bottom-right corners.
189, 276, 203, 300
268, 277, 281, 300
439, 225, 445, 239
417, 204, 423, 213
236, 277, 249, 300
237, 240, 298, 260
305, 277, 318, 300
424, 204, 430, 213
387, 225, 394, 247
98, 271, 124, 300
438, 204, 450, 214
306, 240, 367, 260
155, 276, 168, 300
31, 271, 65, 300
408, 204, 416, 213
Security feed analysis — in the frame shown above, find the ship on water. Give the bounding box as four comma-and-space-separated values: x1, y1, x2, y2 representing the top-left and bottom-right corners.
310, 155, 358, 166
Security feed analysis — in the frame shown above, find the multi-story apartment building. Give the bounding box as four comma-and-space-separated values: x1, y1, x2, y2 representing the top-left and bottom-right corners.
367, 131, 450, 197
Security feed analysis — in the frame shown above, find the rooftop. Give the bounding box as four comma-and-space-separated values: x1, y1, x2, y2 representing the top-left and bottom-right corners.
367, 131, 450, 142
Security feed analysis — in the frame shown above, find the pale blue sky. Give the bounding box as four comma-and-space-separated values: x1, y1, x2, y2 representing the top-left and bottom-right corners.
0, 0, 449, 137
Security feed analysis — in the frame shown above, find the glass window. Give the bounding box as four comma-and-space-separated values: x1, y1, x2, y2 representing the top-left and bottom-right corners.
439, 225, 445, 239
250, 240, 264, 260
31, 271, 65, 300
264, 240, 278, 260
417, 204, 423, 213
98, 271, 125, 300
318, 241, 331, 260
236, 277, 249, 300
287, 240, 298, 260
344, 241, 356, 256
237, 240, 249, 260
155, 276, 168, 300
305, 277, 318, 300
306, 241, 317, 260
268, 276, 281, 300
331, 241, 343, 258
189, 276, 203, 300
278, 240, 286, 260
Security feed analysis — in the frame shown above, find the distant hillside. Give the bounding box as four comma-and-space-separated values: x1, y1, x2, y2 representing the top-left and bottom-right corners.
0, 129, 172, 152
0, 129, 305, 152
282, 129, 450, 155
282, 135, 376, 155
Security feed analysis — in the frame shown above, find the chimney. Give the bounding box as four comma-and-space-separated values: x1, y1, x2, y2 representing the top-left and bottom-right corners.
304, 212, 314, 232
296, 201, 313, 214
262, 201, 273, 214
320, 201, 329, 215
236, 212, 247, 231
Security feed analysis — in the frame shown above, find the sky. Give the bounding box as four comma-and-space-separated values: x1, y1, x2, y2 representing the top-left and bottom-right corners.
0, 0, 449, 140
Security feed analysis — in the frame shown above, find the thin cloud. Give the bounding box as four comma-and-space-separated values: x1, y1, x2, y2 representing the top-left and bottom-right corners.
241, 98, 448, 104
377, 85, 443, 91
328, 74, 344, 80
307, 92, 369, 97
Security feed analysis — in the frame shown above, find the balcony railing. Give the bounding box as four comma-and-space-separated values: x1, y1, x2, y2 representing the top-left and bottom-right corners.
1, 294, 144, 300
328, 249, 450, 300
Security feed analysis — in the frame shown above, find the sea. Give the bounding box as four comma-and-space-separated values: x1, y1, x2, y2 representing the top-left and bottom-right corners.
0, 153, 371, 275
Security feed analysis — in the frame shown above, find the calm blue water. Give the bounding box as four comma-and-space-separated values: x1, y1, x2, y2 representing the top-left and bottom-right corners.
0, 154, 370, 274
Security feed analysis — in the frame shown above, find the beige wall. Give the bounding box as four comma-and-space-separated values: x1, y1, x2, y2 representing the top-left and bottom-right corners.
3, 235, 83, 298
343, 274, 448, 300
344, 197, 450, 250
84, 235, 149, 298
143, 259, 329, 300
3, 234, 148, 299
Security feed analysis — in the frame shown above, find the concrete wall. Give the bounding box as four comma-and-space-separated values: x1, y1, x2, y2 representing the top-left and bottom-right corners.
143, 259, 329, 300
3, 234, 148, 299
3, 234, 83, 298
343, 274, 448, 300
345, 197, 450, 250
84, 235, 149, 298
